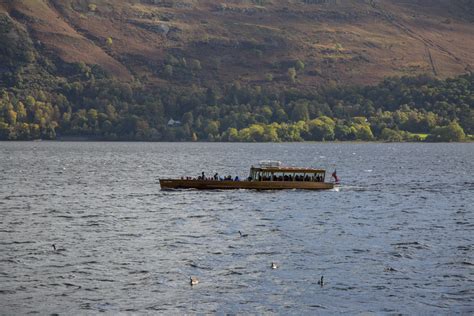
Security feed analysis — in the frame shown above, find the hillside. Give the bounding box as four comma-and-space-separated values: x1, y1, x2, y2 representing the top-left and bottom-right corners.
1, 0, 473, 87
0, 0, 473, 142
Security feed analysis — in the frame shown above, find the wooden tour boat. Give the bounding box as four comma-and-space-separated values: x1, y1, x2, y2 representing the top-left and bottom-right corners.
159, 161, 338, 190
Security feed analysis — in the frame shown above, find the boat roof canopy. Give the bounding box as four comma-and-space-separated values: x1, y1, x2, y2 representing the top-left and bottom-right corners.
251, 166, 326, 173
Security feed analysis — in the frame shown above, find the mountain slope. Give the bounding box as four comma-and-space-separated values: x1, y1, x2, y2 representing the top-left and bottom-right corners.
1, 0, 473, 87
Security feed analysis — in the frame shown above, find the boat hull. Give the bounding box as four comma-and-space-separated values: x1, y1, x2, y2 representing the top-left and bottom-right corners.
159, 179, 335, 190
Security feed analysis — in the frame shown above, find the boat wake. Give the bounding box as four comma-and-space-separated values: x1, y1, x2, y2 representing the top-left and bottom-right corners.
334, 185, 368, 192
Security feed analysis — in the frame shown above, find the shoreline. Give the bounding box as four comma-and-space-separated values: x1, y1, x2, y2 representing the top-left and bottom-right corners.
1, 139, 472, 144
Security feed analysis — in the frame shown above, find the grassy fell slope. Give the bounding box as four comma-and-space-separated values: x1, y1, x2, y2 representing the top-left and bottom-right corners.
1, 0, 473, 88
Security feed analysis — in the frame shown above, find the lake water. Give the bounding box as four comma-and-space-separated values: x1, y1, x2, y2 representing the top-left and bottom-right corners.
0, 142, 473, 314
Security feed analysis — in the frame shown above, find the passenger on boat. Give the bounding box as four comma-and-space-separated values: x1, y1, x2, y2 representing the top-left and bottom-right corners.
235, 176, 240, 181
214, 173, 219, 180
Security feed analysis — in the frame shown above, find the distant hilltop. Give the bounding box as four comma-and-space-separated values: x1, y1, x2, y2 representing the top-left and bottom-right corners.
1, 0, 473, 87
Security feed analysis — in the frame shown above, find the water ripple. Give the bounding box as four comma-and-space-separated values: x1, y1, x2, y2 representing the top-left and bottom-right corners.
0, 142, 473, 314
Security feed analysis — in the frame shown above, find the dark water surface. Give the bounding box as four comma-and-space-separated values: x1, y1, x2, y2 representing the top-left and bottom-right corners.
0, 142, 473, 314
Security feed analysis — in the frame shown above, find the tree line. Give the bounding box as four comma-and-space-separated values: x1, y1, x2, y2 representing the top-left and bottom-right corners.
0, 63, 472, 142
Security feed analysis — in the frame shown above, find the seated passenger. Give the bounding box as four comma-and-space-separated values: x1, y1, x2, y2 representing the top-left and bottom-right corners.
235, 176, 239, 181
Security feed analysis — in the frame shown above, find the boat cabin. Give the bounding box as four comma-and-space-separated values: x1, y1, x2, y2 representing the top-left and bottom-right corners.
249, 161, 326, 182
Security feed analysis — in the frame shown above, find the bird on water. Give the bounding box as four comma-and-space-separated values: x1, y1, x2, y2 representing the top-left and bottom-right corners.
271, 262, 278, 269
318, 276, 324, 286
238, 231, 248, 237
190, 276, 199, 286
52, 244, 65, 252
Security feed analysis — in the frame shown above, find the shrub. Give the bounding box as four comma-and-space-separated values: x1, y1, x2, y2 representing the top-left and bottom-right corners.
191, 59, 202, 71
287, 67, 296, 83
295, 59, 305, 71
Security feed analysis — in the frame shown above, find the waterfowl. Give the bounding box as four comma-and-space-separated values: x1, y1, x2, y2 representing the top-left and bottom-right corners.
271, 262, 278, 269
238, 231, 248, 237
52, 244, 65, 252
384, 267, 396, 272
190, 276, 199, 286
317, 276, 324, 286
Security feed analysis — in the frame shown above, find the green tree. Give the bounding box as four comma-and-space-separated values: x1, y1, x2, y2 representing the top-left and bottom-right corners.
25, 96, 36, 107
295, 59, 305, 71
290, 101, 309, 122
164, 65, 173, 77
206, 88, 217, 106
427, 121, 466, 142
353, 124, 374, 140
287, 67, 297, 83
223, 127, 239, 141
182, 112, 194, 125
105, 104, 117, 121
6, 109, 17, 125
274, 108, 288, 122
205, 120, 220, 138
307, 116, 335, 141
380, 128, 403, 142
263, 124, 279, 142
335, 123, 353, 140
191, 59, 202, 71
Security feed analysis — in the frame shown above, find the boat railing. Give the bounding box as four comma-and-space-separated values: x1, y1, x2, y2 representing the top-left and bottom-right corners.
258, 160, 282, 168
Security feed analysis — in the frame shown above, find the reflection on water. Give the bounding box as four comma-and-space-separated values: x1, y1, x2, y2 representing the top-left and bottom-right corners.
0, 142, 473, 314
